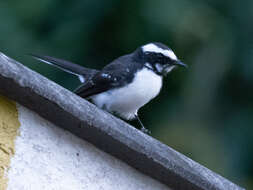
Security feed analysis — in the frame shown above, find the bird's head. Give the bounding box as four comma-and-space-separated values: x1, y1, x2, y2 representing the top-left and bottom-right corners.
134, 42, 187, 76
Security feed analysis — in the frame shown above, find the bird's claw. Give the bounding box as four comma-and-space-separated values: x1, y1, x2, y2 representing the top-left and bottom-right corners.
141, 127, 151, 134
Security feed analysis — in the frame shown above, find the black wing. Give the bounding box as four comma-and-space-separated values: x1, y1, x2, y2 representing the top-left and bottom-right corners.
74, 72, 119, 98
75, 54, 137, 98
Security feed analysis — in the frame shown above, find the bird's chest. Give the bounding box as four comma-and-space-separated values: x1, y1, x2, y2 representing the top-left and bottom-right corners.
92, 68, 162, 119
117, 68, 163, 104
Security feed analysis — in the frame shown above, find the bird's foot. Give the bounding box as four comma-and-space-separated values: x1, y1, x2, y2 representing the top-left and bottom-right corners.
141, 127, 151, 134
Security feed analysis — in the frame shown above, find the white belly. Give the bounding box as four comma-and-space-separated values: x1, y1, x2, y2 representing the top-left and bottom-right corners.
91, 68, 162, 120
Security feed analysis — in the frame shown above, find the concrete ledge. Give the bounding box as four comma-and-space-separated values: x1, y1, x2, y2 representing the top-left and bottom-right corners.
0, 52, 245, 190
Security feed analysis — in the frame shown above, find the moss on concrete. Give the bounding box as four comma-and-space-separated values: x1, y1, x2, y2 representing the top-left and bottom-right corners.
0, 95, 20, 190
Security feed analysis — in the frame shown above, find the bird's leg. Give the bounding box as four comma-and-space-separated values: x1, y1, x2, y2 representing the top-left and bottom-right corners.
134, 113, 151, 134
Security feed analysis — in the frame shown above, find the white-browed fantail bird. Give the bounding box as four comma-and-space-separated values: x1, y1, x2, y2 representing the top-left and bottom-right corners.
31, 42, 187, 133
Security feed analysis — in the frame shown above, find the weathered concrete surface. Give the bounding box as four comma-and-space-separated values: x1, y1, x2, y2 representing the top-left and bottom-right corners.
0, 52, 245, 190
7, 104, 169, 190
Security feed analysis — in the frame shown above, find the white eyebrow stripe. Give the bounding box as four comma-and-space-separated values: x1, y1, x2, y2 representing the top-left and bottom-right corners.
164, 49, 177, 60
142, 43, 178, 60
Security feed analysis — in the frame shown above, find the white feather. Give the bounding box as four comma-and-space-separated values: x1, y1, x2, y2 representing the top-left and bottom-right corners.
91, 68, 162, 120
78, 76, 85, 83
142, 43, 178, 60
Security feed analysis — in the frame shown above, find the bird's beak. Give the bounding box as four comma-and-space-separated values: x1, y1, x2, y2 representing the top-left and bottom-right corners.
173, 60, 188, 68
161, 60, 187, 76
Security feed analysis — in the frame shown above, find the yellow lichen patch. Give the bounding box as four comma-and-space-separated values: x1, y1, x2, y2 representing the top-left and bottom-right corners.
0, 95, 20, 190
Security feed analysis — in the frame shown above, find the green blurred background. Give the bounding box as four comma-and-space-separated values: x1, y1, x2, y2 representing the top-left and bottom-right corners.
1, 0, 252, 188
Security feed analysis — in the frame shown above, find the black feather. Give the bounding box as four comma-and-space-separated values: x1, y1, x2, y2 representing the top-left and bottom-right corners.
30, 54, 99, 79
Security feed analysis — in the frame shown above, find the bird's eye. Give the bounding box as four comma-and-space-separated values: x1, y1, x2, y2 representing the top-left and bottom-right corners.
156, 54, 164, 63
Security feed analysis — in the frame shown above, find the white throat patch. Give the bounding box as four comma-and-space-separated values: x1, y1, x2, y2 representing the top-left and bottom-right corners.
142, 43, 178, 60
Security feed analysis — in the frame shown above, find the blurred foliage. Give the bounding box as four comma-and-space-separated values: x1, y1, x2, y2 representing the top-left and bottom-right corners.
0, 0, 252, 188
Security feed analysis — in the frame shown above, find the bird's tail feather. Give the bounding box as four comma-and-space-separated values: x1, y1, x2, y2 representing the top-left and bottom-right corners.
30, 54, 99, 83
